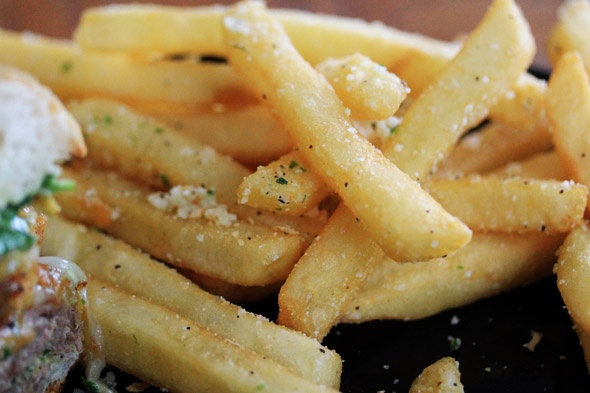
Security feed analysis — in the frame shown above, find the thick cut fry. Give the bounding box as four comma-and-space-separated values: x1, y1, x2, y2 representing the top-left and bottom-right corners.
547, 0, 590, 74
491, 150, 568, 180
223, 0, 471, 262
435, 122, 554, 176
87, 280, 340, 393
0, 29, 255, 111
277, 204, 385, 340
68, 98, 251, 203
315, 53, 410, 120
424, 176, 587, 234
58, 164, 307, 286
238, 151, 332, 216
546, 52, 590, 211
556, 223, 590, 333
381, 0, 536, 181
409, 357, 464, 393
41, 216, 342, 388
342, 232, 564, 322
154, 105, 293, 168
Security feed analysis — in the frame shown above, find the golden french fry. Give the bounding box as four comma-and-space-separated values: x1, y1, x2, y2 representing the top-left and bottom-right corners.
68, 98, 251, 203
58, 164, 307, 286
0, 28, 256, 111
342, 231, 565, 322
154, 105, 293, 168
238, 151, 332, 216
491, 150, 568, 180
556, 223, 590, 333
86, 279, 340, 393
381, 0, 536, 181
277, 204, 385, 340
424, 176, 587, 234
547, 0, 590, 74
546, 51, 590, 213
41, 216, 342, 388
435, 122, 554, 176
409, 357, 464, 393
315, 53, 410, 120
223, 0, 471, 262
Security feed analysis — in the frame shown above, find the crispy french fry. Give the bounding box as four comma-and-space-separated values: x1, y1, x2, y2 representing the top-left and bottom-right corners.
315, 53, 410, 120
556, 223, 590, 333
238, 151, 332, 216
0, 29, 256, 111
223, 0, 470, 262
153, 105, 293, 168
277, 204, 385, 340
86, 279, 340, 393
68, 98, 250, 203
381, 0, 536, 181
41, 216, 342, 388
547, 0, 590, 74
58, 164, 307, 286
546, 51, 590, 212
491, 150, 568, 180
342, 231, 565, 323
435, 122, 554, 176
409, 357, 464, 393
424, 176, 587, 234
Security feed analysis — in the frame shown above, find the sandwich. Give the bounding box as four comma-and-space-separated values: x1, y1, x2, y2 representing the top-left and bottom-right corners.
0, 65, 88, 393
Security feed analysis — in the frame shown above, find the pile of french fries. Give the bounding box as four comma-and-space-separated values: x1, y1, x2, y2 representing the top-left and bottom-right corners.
2, 0, 590, 391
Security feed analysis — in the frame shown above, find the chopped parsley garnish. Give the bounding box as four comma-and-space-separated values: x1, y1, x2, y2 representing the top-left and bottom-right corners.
82, 377, 101, 393
159, 174, 171, 188
61, 60, 74, 74
0, 205, 36, 256
276, 177, 288, 185
449, 336, 462, 352
40, 175, 76, 195
389, 125, 399, 135
154, 126, 164, 134
2, 347, 11, 360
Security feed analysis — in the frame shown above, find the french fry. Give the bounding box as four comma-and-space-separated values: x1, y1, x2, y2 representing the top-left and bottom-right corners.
223, 0, 471, 262
238, 150, 332, 216
68, 98, 250, 203
342, 231, 565, 323
0, 28, 256, 111
435, 122, 554, 176
58, 163, 307, 286
556, 223, 590, 333
41, 216, 342, 388
423, 176, 587, 234
547, 0, 590, 74
575, 325, 590, 371
86, 279, 340, 393
315, 53, 410, 120
546, 51, 590, 212
491, 150, 568, 180
409, 357, 464, 393
277, 204, 385, 340
381, 0, 536, 181
153, 105, 293, 168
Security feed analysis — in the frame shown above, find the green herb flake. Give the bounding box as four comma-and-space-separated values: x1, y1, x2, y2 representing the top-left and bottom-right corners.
449, 336, 462, 352
159, 174, 171, 188
103, 115, 113, 125
0, 206, 36, 256
82, 378, 101, 393
132, 333, 139, 345
256, 383, 267, 391
61, 61, 74, 74
276, 177, 288, 185
2, 347, 11, 360
389, 125, 399, 135
207, 188, 215, 196
41, 175, 76, 194
154, 126, 164, 134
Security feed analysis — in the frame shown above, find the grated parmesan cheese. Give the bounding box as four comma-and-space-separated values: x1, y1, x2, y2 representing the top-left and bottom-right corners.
147, 185, 237, 226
